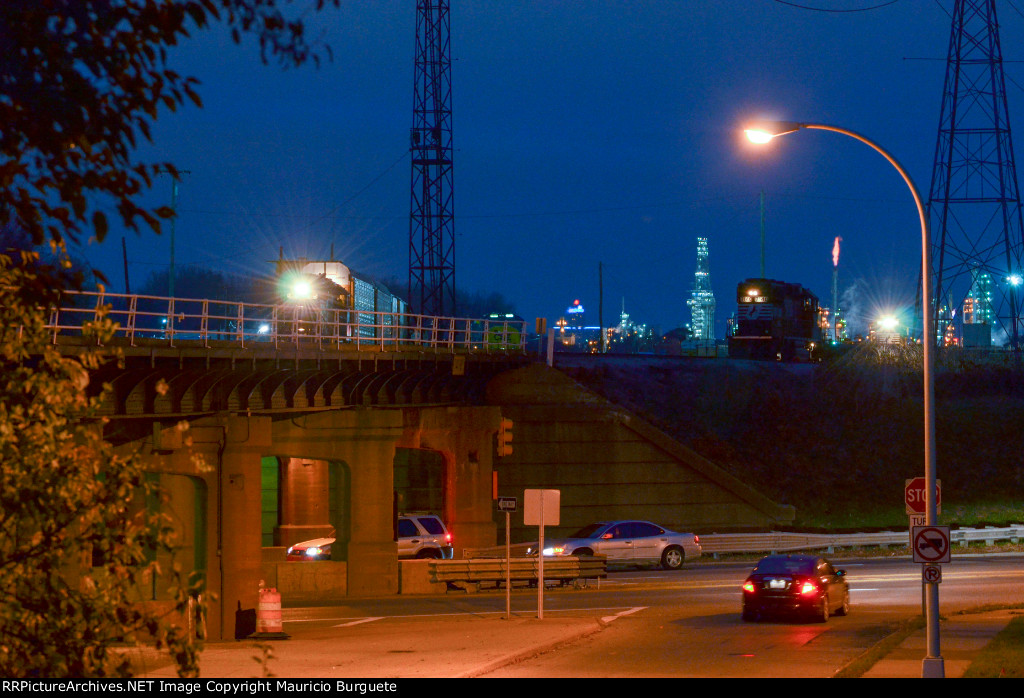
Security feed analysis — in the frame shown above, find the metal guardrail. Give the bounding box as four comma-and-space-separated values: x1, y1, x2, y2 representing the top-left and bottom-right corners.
45, 290, 527, 354
462, 544, 534, 559
431, 556, 607, 591
699, 526, 1024, 557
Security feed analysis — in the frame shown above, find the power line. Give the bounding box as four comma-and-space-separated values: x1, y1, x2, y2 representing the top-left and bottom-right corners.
771, 0, 900, 12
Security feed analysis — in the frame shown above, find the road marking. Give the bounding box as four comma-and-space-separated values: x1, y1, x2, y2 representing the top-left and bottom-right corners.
332, 617, 384, 628
600, 606, 647, 624
287, 606, 639, 625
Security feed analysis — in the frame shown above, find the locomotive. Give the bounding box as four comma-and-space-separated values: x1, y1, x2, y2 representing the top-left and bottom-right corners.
728, 278, 823, 362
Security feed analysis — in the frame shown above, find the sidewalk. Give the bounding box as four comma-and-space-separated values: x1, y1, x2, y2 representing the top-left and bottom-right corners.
134, 614, 605, 679
130, 608, 1017, 679
860, 608, 1018, 678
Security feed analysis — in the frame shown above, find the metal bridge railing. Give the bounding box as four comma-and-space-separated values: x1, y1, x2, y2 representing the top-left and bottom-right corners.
46, 290, 527, 354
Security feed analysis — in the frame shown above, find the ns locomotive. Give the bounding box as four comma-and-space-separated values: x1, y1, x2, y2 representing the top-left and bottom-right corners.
728, 278, 823, 362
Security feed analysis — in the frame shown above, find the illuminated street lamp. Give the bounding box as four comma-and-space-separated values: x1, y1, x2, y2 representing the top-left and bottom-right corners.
744, 120, 942, 678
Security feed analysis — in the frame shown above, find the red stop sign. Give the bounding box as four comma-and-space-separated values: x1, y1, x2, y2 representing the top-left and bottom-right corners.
905, 477, 941, 515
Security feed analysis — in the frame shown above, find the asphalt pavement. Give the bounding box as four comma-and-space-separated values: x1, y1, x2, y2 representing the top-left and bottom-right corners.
128, 606, 1020, 679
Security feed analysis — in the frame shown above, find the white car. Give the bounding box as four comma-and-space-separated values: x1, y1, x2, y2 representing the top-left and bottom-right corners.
529, 520, 701, 570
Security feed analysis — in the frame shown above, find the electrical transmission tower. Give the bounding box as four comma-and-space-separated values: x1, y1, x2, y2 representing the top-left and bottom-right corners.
409, 0, 456, 317
928, 0, 1024, 349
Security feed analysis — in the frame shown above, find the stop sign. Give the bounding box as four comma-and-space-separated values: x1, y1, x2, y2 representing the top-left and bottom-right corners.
905, 477, 941, 515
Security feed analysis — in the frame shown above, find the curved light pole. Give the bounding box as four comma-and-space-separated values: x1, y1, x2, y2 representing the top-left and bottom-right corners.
744, 121, 942, 678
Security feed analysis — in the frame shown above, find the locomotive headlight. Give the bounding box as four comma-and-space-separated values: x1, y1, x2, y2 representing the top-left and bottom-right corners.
291, 279, 313, 300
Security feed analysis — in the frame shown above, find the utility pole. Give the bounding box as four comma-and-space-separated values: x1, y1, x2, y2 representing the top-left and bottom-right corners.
759, 190, 766, 279
599, 262, 605, 353
156, 168, 189, 298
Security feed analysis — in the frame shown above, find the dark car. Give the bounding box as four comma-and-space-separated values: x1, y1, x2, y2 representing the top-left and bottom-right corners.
741, 554, 849, 622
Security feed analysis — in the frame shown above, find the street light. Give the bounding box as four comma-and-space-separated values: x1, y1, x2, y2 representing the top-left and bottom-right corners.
744, 120, 942, 678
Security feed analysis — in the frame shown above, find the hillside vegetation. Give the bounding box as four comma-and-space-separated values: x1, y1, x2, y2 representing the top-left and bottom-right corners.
561, 345, 1024, 528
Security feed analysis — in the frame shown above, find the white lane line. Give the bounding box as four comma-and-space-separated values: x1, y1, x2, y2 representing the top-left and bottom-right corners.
288, 606, 641, 625
600, 606, 647, 624
332, 617, 384, 628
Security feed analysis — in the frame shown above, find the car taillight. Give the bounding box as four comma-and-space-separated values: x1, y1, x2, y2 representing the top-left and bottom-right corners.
799, 580, 819, 595
693, 535, 700, 545
445, 532, 452, 543
742, 581, 756, 593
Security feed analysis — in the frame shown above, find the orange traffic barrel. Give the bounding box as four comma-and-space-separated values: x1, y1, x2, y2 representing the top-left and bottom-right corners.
252, 585, 289, 640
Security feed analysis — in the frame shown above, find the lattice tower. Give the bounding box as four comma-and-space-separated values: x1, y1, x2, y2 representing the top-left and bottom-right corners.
409, 0, 456, 316
928, 0, 1024, 348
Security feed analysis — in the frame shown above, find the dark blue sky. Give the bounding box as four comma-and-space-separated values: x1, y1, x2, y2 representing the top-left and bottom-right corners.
74, 1, 1024, 338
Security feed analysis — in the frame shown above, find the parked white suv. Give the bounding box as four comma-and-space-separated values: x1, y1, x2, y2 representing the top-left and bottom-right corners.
397, 514, 454, 559
285, 514, 453, 560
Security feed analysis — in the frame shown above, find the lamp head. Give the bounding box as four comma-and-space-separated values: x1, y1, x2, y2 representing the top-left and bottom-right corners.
743, 121, 804, 144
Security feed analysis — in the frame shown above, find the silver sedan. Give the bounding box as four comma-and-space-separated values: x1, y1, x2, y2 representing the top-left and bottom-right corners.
531, 520, 701, 570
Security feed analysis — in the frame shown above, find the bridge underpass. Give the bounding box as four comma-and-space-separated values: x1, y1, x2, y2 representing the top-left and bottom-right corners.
59, 332, 522, 641
49, 294, 796, 641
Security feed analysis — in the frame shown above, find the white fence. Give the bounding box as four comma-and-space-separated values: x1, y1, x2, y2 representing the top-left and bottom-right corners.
46, 290, 527, 354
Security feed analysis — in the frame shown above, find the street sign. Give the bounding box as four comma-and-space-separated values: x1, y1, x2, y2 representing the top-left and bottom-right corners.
905, 477, 941, 515
524, 489, 559, 526
922, 565, 942, 584
497, 496, 517, 512
912, 526, 951, 564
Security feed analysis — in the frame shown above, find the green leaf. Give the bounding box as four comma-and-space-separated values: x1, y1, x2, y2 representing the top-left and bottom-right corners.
92, 211, 108, 242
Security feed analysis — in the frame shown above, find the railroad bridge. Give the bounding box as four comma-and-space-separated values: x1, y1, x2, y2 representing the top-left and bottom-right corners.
49, 291, 794, 640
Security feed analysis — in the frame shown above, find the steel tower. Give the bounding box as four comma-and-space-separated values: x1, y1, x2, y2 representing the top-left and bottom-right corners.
408, 0, 455, 317
928, 0, 1024, 348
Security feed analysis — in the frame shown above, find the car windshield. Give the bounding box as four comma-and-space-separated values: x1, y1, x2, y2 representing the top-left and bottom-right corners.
754, 557, 816, 575
567, 523, 608, 539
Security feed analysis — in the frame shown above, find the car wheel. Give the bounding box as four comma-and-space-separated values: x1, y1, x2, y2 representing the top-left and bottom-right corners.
416, 548, 441, 559
661, 546, 684, 571
816, 597, 830, 623
835, 590, 850, 616
742, 606, 758, 623
574, 548, 593, 557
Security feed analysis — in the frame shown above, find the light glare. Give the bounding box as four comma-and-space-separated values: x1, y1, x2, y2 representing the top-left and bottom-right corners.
745, 129, 774, 144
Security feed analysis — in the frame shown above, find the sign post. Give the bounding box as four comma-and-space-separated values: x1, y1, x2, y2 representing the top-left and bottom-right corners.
906, 478, 945, 678
524, 489, 560, 620
497, 497, 517, 620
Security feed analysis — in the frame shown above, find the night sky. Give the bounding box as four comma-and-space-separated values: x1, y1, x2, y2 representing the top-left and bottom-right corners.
72, 1, 1024, 338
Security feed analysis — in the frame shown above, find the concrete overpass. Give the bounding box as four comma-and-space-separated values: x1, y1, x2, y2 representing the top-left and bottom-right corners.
49, 291, 794, 640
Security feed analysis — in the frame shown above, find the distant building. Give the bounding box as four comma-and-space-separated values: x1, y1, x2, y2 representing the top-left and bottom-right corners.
554, 299, 602, 352
686, 237, 716, 340
962, 270, 993, 347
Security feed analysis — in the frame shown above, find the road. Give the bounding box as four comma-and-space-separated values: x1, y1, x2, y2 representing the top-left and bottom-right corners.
280, 555, 1024, 678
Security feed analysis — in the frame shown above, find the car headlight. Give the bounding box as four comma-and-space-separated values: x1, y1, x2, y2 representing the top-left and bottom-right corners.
305, 547, 322, 558
542, 546, 566, 556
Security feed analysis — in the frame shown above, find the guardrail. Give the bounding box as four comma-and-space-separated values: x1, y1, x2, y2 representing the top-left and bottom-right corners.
699, 526, 1024, 557
45, 290, 527, 354
430, 556, 606, 591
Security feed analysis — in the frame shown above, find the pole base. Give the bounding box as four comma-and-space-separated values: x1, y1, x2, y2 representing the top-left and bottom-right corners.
921, 657, 945, 678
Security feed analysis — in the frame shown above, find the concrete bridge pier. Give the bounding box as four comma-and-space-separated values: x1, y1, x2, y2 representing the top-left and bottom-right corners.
138, 406, 506, 640
272, 411, 406, 599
